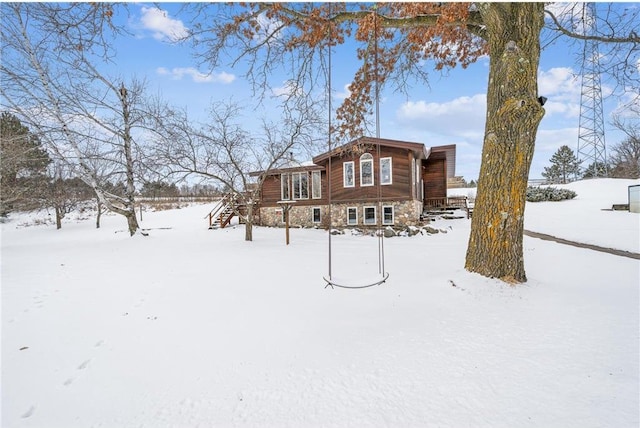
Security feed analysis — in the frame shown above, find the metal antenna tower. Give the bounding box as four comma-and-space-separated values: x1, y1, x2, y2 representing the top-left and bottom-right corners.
577, 2, 607, 178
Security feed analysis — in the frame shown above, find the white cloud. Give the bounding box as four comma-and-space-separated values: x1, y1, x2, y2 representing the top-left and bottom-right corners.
537, 67, 581, 103
156, 67, 236, 84
400, 94, 485, 118
272, 80, 304, 97
396, 93, 486, 139
254, 12, 283, 43
139, 7, 188, 42
542, 100, 581, 117
334, 83, 352, 101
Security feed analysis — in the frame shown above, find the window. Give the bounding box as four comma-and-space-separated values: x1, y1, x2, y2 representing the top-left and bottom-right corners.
312, 207, 321, 223
380, 157, 392, 185
383, 206, 394, 225
343, 161, 355, 188
281, 174, 290, 200
347, 207, 358, 225
360, 153, 374, 186
311, 170, 322, 199
292, 172, 308, 200
364, 206, 376, 225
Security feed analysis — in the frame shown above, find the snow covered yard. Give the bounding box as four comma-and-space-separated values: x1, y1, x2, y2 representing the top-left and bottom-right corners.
2, 179, 639, 428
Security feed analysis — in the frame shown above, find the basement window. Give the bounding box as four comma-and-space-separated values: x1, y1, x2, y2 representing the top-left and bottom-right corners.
364, 206, 376, 225
382, 206, 394, 225
347, 207, 358, 225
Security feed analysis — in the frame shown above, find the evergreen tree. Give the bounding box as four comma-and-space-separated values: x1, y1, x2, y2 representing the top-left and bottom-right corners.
542, 145, 582, 184
582, 161, 612, 179
0, 112, 51, 214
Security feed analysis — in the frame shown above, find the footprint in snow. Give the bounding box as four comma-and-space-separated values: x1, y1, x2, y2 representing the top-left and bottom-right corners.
21, 406, 36, 418
64, 358, 92, 386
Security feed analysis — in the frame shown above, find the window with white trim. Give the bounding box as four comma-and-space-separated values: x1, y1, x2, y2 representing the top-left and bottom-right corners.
347, 207, 358, 225
382, 206, 394, 225
343, 161, 355, 188
360, 153, 374, 186
292, 172, 309, 200
311, 170, 321, 199
312, 207, 321, 223
364, 206, 376, 225
281, 174, 290, 200
380, 157, 392, 185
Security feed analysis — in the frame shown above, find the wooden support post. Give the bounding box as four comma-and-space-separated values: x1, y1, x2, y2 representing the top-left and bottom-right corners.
285, 209, 290, 245
277, 200, 296, 245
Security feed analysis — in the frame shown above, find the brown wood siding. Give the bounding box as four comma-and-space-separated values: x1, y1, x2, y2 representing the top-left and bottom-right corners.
423, 155, 447, 199
261, 175, 282, 204
324, 147, 414, 203
259, 172, 329, 207
256, 141, 453, 208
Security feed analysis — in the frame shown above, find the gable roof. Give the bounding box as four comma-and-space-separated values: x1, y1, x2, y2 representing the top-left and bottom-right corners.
248, 161, 324, 178
312, 136, 430, 164
250, 137, 456, 177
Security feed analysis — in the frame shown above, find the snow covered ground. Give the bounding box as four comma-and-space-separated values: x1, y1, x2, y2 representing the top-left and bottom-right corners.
2, 178, 639, 428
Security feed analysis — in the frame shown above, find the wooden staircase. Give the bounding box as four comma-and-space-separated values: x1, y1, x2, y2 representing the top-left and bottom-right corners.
205, 193, 240, 229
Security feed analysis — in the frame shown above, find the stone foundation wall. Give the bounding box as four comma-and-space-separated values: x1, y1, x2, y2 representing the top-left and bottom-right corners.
258, 200, 423, 228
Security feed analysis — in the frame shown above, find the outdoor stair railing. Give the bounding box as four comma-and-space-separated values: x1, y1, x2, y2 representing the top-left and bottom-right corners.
204, 193, 239, 229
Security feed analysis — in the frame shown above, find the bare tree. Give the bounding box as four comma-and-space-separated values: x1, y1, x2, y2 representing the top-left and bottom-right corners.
148, 96, 324, 241
44, 162, 94, 230
610, 107, 640, 179
184, 3, 639, 282
0, 3, 147, 236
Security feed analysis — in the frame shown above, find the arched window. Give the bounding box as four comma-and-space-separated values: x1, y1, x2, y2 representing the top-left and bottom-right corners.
360, 153, 374, 186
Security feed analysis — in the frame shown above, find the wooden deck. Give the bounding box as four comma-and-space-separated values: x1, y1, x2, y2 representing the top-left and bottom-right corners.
423, 196, 473, 219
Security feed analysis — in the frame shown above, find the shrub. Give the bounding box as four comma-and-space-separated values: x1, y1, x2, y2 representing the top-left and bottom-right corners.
526, 186, 577, 202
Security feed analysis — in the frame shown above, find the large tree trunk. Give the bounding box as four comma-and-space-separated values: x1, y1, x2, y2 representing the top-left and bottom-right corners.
125, 211, 140, 237
465, 3, 545, 283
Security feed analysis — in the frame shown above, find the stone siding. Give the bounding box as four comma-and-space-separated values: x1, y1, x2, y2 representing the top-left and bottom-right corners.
258, 200, 423, 228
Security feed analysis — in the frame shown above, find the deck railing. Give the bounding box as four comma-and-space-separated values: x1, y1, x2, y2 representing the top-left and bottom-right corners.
424, 196, 468, 209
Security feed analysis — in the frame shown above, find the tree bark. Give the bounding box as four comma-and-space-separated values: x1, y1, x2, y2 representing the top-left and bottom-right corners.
244, 202, 253, 241
55, 206, 63, 230
96, 198, 102, 229
125, 211, 139, 237
465, 3, 545, 283
119, 84, 141, 237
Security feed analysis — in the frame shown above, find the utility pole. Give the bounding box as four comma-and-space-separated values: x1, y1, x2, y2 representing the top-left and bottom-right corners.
577, 2, 607, 179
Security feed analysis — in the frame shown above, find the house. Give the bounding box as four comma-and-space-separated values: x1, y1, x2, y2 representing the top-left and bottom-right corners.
250, 137, 456, 228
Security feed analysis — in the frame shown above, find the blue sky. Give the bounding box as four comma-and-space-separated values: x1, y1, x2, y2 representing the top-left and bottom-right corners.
110, 3, 637, 181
